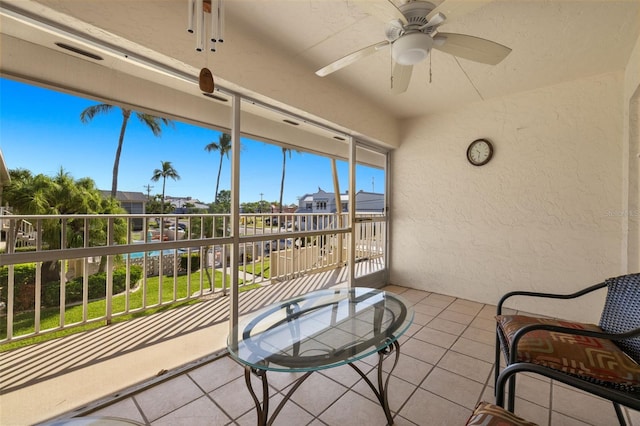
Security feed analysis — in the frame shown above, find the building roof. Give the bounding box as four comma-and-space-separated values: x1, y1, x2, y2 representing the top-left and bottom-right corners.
100, 190, 148, 203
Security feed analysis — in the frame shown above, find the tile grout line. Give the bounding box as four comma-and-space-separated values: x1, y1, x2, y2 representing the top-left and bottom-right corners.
186, 369, 239, 425
130, 396, 151, 426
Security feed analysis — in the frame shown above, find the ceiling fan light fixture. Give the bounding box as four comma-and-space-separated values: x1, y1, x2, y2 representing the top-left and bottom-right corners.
392, 32, 433, 65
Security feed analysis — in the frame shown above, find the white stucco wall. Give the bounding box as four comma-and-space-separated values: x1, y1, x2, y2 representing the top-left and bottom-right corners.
390, 71, 626, 323
623, 32, 640, 273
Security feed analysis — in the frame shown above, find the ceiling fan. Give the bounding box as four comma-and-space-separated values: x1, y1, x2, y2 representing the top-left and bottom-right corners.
315, 0, 511, 94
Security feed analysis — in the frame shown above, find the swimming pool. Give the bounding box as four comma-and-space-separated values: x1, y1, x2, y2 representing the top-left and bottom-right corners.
128, 249, 187, 259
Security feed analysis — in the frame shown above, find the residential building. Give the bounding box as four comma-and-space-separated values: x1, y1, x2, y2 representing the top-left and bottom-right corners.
100, 190, 147, 230
165, 196, 210, 213
0, 148, 9, 208
297, 187, 384, 213
100, 191, 148, 216
0, 149, 10, 244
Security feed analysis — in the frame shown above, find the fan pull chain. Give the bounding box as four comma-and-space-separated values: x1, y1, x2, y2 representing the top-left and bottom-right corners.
390, 55, 394, 90
429, 54, 432, 84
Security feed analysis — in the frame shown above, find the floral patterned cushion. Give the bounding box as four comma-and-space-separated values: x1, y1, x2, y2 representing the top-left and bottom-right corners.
466, 401, 538, 426
497, 315, 640, 392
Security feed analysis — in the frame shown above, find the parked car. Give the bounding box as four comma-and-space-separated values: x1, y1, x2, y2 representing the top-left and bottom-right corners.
280, 221, 297, 231
164, 226, 186, 240
266, 239, 292, 251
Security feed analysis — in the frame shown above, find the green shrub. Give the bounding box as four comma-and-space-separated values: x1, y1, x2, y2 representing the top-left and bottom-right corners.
0, 264, 37, 287
38, 265, 144, 308
0, 264, 37, 310
179, 253, 201, 273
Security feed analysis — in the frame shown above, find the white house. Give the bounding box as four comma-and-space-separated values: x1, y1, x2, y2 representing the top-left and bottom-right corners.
296, 188, 384, 214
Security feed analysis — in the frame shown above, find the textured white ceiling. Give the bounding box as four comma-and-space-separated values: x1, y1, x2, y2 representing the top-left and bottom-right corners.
4, 0, 640, 123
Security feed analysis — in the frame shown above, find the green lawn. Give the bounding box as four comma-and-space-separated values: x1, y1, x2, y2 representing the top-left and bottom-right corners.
0, 269, 260, 352
239, 259, 271, 279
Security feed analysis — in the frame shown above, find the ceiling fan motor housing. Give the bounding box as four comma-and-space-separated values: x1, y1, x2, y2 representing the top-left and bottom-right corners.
392, 32, 434, 65
390, 1, 438, 65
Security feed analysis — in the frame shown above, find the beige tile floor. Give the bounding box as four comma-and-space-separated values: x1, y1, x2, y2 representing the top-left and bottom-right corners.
74, 286, 639, 426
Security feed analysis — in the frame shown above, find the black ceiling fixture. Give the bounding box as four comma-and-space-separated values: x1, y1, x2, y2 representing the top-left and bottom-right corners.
55, 42, 103, 61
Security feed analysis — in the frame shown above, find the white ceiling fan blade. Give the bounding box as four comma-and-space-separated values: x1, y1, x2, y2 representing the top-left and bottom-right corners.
433, 33, 511, 65
316, 41, 390, 77
391, 63, 413, 94
426, 0, 493, 22
352, 0, 407, 25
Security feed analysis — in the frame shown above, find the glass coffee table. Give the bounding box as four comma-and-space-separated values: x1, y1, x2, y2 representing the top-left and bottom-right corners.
227, 287, 413, 426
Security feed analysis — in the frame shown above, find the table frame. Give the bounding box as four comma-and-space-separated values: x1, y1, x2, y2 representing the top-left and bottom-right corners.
243, 338, 400, 426
230, 289, 410, 426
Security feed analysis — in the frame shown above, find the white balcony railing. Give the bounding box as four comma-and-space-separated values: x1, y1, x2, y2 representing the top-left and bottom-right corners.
0, 212, 386, 343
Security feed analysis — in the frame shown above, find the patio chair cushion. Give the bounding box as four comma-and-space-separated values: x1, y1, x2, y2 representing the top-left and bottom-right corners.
496, 315, 640, 392
465, 401, 538, 426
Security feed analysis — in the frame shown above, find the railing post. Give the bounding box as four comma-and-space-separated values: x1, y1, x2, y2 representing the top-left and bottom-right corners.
83, 218, 89, 322
35, 219, 43, 333
6, 264, 14, 340
59, 219, 66, 328
348, 137, 356, 287
106, 217, 114, 325
229, 93, 241, 350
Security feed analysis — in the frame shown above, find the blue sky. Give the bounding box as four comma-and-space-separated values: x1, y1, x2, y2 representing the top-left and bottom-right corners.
0, 78, 384, 205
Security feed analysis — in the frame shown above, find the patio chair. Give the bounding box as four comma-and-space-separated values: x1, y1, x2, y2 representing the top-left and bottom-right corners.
494, 273, 640, 425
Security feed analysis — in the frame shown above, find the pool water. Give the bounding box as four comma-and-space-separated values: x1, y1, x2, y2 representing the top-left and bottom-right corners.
128, 249, 187, 259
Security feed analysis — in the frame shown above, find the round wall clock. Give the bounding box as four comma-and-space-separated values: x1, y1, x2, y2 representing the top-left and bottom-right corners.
466, 138, 494, 166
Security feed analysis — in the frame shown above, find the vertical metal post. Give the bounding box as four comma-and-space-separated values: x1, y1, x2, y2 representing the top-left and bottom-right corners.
59, 219, 67, 327
5, 219, 14, 340
384, 151, 391, 283
83, 218, 89, 322
229, 94, 241, 348
35, 219, 43, 332
348, 138, 356, 287
142, 217, 148, 308
106, 217, 114, 324
331, 159, 343, 265
7, 264, 14, 340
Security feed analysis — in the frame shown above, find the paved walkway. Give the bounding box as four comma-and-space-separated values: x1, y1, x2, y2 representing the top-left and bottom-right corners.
0, 268, 349, 425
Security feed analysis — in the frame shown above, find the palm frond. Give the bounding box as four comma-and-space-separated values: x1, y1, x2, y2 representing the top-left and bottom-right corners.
79, 104, 114, 123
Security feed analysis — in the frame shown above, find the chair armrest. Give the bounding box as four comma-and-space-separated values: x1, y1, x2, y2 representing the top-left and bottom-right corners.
509, 323, 640, 364
497, 281, 607, 315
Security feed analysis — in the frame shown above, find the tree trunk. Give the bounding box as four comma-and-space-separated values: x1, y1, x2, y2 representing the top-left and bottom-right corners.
41, 260, 61, 283
279, 150, 286, 213
215, 154, 223, 203
161, 177, 166, 214
111, 110, 131, 199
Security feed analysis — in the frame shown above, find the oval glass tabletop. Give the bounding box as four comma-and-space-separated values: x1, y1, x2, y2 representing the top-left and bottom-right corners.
227, 287, 414, 372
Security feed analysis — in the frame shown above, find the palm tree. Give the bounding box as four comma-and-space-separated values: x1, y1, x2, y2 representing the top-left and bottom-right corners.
80, 104, 173, 199
4, 168, 126, 279
279, 148, 299, 213
204, 133, 232, 203
151, 161, 181, 214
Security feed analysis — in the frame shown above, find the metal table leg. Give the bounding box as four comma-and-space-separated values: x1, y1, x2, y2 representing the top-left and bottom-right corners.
348, 339, 401, 426
243, 338, 401, 426
244, 366, 313, 426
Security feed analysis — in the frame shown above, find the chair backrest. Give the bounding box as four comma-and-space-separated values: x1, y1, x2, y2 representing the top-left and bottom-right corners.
599, 273, 640, 363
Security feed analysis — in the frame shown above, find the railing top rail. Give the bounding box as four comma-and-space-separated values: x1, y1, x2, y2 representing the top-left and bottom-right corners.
0, 212, 380, 219
0, 213, 231, 219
